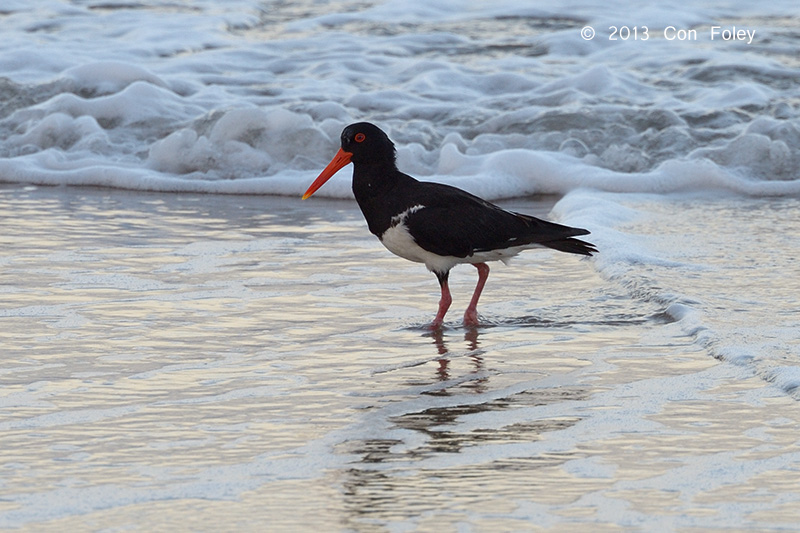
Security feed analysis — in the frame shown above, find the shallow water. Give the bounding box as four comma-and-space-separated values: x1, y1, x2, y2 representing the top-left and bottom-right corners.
2, 185, 800, 530
560, 191, 800, 396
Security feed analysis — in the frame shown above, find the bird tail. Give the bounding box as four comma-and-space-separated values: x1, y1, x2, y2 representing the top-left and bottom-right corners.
542, 236, 597, 256
515, 213, 598, 256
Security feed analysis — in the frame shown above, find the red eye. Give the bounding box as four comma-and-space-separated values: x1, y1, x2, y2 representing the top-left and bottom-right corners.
354, 133, 366, 143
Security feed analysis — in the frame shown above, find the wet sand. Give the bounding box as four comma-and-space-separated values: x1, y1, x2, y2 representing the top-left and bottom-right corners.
2, 185, 799, 531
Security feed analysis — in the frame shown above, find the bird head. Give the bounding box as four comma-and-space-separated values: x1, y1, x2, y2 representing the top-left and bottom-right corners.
302, 122, 396, 199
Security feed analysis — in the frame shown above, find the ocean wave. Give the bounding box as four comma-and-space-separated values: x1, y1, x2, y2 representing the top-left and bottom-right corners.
1, 1, 798, 198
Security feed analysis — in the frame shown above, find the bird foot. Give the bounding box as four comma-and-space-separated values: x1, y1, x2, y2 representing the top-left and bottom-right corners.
463, 309, 480, 327
428, 320, 445, 331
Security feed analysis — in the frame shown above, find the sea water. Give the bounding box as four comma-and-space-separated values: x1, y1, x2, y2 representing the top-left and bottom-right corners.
2, 0, 800, 530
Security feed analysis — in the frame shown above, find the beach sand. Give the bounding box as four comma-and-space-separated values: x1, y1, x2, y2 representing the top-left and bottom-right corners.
2, 185, 799, 531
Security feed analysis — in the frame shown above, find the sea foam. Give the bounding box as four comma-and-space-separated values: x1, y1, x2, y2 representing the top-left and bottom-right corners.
1, 1, 798, 199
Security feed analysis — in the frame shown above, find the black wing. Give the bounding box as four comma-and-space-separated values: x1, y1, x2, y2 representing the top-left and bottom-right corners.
405, 182, 597, 258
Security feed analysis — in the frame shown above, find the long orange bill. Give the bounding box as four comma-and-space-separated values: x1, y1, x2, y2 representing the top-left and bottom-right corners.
301, 148, 353, 199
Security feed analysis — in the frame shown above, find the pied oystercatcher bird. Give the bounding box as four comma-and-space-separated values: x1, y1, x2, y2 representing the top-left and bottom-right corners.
302, 122, 597, 328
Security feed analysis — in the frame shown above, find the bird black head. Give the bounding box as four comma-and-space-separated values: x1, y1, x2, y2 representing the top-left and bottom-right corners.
302, 122, 396, 199
340, 122, 397, 166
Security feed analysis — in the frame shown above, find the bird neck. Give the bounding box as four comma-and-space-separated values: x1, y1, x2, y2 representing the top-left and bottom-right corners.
351, 161, 400, 200
351, 162, 418, 237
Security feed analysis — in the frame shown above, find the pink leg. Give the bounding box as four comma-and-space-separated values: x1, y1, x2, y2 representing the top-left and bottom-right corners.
431, 271, 452, 329
464, 263, 489, 326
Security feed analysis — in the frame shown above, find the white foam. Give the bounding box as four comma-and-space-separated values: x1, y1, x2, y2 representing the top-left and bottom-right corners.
0, 0, 797, 199
62, 61, 170, 94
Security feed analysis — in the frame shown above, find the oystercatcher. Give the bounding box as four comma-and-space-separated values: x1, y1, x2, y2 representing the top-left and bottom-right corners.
302, 122, 597, 328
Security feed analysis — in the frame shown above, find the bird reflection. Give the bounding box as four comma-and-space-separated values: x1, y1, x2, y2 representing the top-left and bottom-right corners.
427, 327, 486, 390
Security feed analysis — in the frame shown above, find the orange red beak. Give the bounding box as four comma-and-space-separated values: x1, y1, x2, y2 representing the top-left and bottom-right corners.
301, 148, 353, 199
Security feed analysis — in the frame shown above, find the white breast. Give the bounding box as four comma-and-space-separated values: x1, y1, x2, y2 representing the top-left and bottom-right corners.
378, 205, 449, 273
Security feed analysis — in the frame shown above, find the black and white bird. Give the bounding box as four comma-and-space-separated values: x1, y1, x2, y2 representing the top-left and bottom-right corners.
303, 122, 597, 328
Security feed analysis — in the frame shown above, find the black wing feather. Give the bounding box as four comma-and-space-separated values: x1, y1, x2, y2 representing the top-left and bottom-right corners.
405, 182, 597, 258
